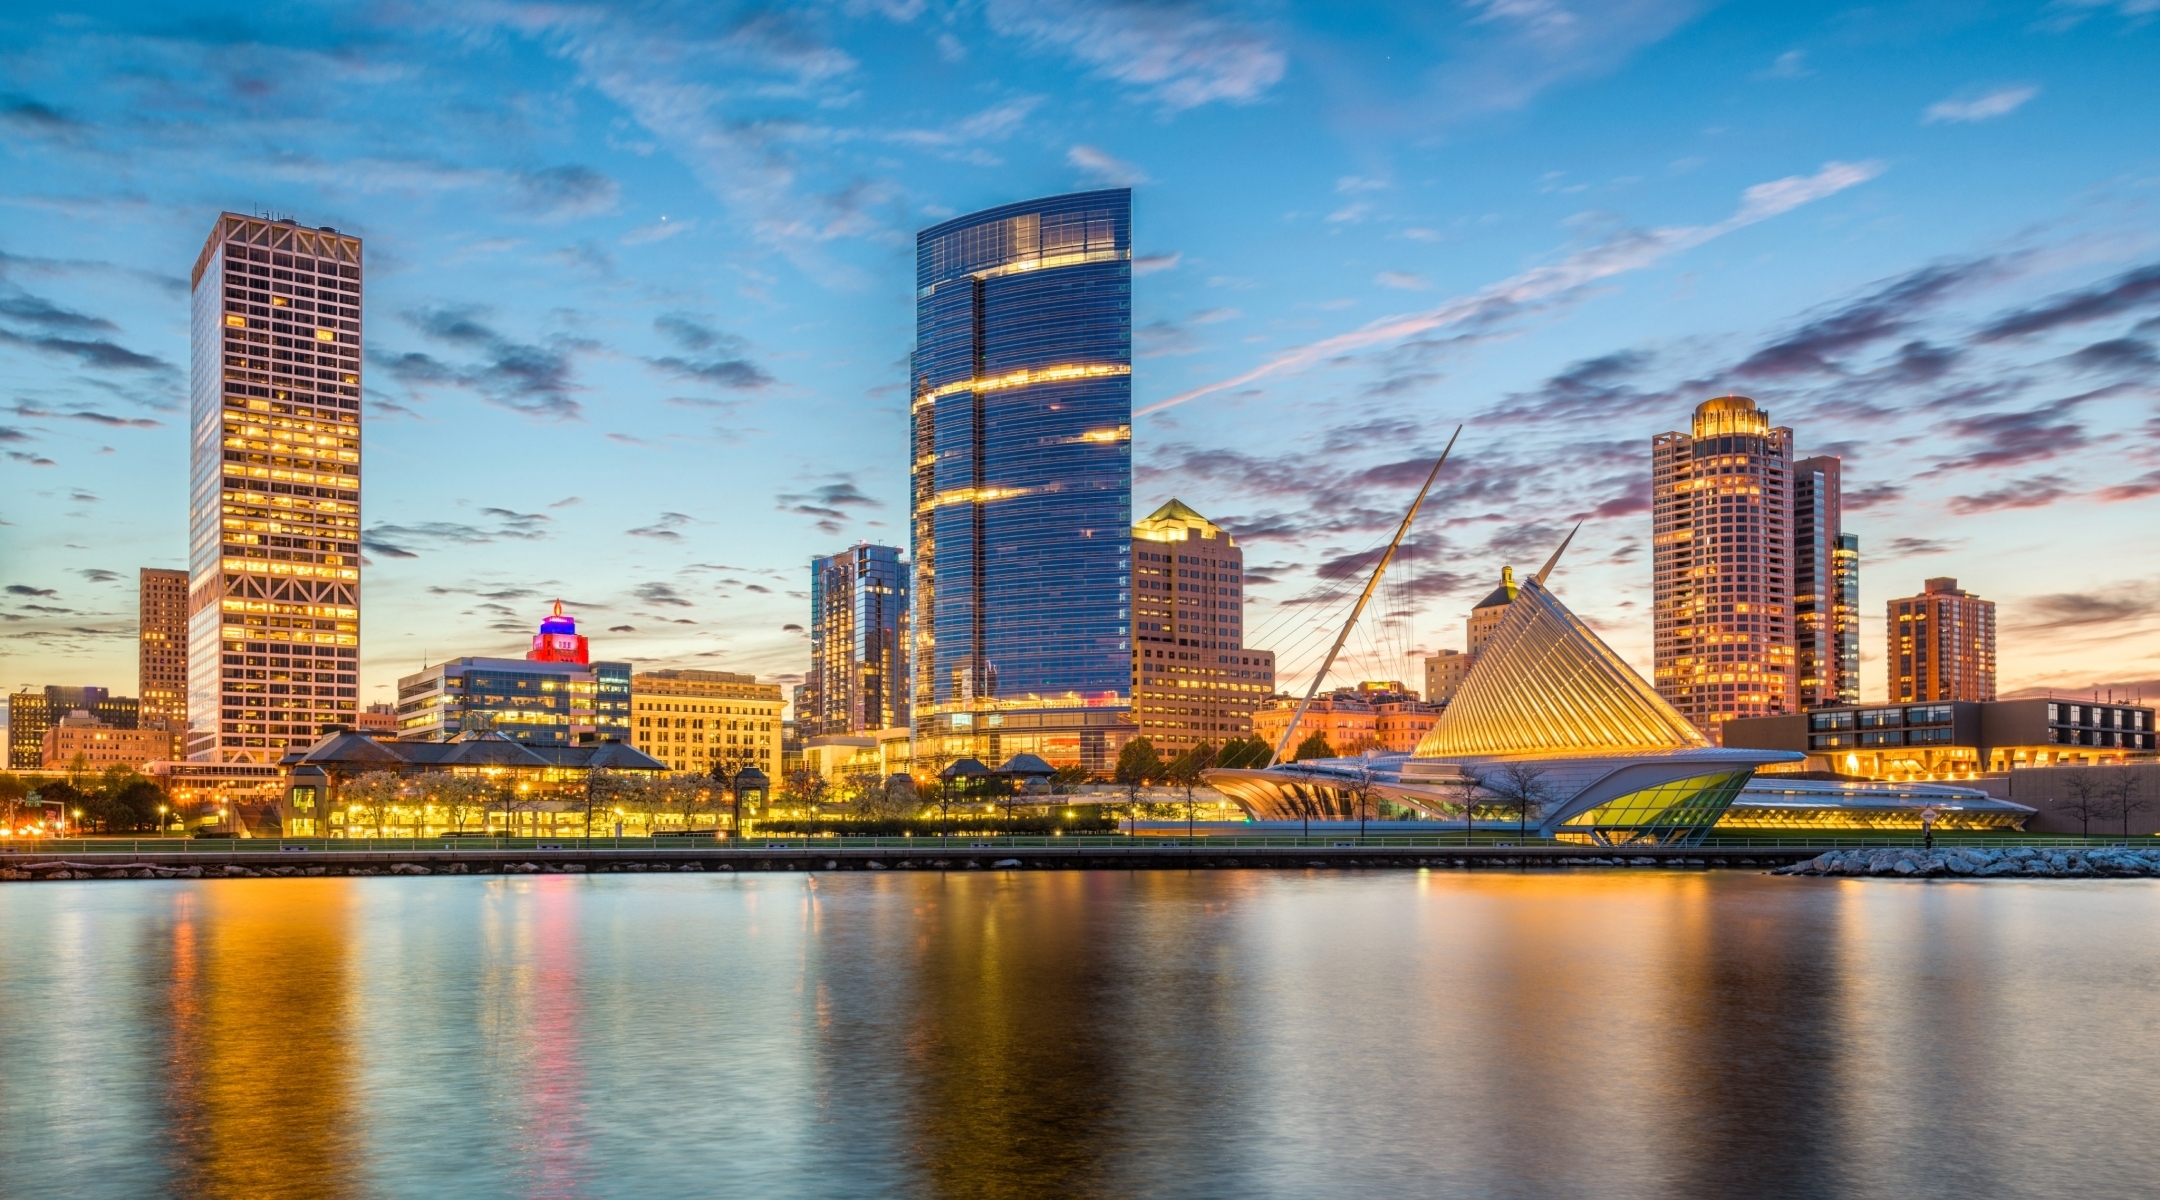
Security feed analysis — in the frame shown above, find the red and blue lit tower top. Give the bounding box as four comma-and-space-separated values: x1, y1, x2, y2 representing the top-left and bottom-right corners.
529, 600, 590, 664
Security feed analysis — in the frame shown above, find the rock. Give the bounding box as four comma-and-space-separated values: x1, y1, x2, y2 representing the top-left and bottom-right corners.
824, 860, 839, 871
48, 870, 75, 880
389, 863, 431, 875
993, 858, 1022, 869
1892, 860, 1918, 876
304, 866, 326, 876
1944, 856, 1975, 875
867, 861, 889, 870
560, 863, 586, 873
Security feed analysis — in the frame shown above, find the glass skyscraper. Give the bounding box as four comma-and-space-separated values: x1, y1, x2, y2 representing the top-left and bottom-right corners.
911, 189, 1133, 772
806, 543, 910, 737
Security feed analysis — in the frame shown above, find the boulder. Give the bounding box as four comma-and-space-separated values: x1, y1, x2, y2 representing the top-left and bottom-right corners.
993, 858, 1023, 869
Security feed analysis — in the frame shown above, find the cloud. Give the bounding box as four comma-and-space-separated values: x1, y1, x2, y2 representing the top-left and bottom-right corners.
628, 512, 694, 540
2065, 337, 2159, 373
1734, 259, 1996, 378
620, 217, 695, 246
1975, 262, 2160, 341
985, 0, 1286, 111
7, 404, 160, 428
509, 165, 621, 222
0, 328, 172, 374
1133, 252, 1182, 275
0, 291, 117, 333
1924, 85, 2038, 125
1067, 144, 1150, 186
76, 568, 119, 583
635, 581, 695, 607
7, 584, 57, 597
1945, 474, 2073, 515
777, 479, 882, 533
609, 624, 636, 632
1882, 536, 1953, 557
2016, 588, 2160, 631
361, 513, 551, 558
386, 307, 590, 419
782, 622, 804, 633
649, 314, 774, 389
1140, 160, 1884, 416
1754, 49, 1811, 80
2096, 469, 2160, 503
1843, 482, 1905, 510
1376, 271, 1429, 291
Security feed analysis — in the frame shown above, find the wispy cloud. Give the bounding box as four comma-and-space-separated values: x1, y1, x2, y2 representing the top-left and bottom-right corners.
1067, 144, 1150, 186
1140, 160, 1885, 416
985, 0, 1286, 111
1924, 85, 2039, 125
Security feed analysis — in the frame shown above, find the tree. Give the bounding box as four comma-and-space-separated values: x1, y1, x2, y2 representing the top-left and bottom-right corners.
431, 774, 495, 835
1454, 764, 1491, 846
1482, 762, 1555, 844
1050, 764, 1091, 793
782, 768, 830, 831
1214, 737, 1271, 770
1167, 742, 1218, 838
2054, 770, 2106, 838
102, 776, 166, 833
1291, 731, 1336, 763
338, 771, 404, 839
1115, 738, 1163, 835
0, 772, 30, 836
1338, 753, 1384, 842
2100, 772, 2152, 843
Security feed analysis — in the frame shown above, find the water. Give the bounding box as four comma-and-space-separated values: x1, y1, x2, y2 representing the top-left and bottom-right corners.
4, 870, 2158, 1199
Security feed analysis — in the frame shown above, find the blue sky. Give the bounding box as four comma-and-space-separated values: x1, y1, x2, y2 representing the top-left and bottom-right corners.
4, 0, 2158, 718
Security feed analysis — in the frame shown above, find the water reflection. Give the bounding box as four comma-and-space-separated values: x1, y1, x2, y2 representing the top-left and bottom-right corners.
5, 872, 2160, 1199
158, 880, 358, 1199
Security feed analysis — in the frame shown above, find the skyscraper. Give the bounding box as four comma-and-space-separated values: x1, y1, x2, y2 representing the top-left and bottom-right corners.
1130, 500, 1274, 753
1652, 396, 1797, 741
187, 214, 364, 762
806, 543, 911, 737
910, 189, 1133, 772
1792, 455, 1859, 708
1890, 578, 1997, 702
138, 567, 189, 738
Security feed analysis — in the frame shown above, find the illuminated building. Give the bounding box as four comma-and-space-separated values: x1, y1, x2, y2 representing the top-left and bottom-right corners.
1206, 553, 2025, 840
911, 189, 1133, 773
1253, 694, 1375, 758
395, 606, 628, 745
1422, 566, 1519, 705
356, 703, 397, 734
186, 213, 364, 762
1467, 566, 1518, 656
41, 711, 172, 770
805, 544, 910, 737
630, 669, 783, 778
1423, 649, 1469, 705
139, 568, 189, 734
1131, 500, 1275, 754
1652, 396, 1797, 741
1890, 577, 1996, 702
1792, 456, 1858, 708
9, 687, 139, 769
279, 730, 665, 838
1725, 696, 2152, 779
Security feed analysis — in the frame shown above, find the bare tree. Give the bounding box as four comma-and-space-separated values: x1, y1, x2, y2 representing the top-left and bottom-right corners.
1338, 753, 1385, 843
2054, 770, 2106, 838
1454, 764, 1491, 847
2100, 772, 2152, 843
1167, 742, 1218, 839
1483, 762, 1554, 844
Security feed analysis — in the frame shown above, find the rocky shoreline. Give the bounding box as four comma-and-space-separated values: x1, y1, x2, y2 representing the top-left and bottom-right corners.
1778, 846, 2160, 879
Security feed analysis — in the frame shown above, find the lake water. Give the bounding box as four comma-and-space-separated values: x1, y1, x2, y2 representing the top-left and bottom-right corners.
4, 869, 2158, 1199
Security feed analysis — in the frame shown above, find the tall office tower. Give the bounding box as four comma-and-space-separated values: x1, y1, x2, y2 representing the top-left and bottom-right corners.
1831, 533, 1861, 704
910, 189, 1133, 772
806, 544, 911, 737
1131, 500, 1275, 754
187, 214, 364, 762
1791, 455, 1855, 709
1652, 395, 1797, 742
138, 568, 189, 738
1890, 578, 1997, 702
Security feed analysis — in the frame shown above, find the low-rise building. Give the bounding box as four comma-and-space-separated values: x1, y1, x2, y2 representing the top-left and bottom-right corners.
1724, 696, 2156, 782
630, 669, 783, 779
394, 605, 630, 745
41, 711, 173, 770
1253, 694, 1377, 759
803, 727, 913, 782
356, 703, 397, 734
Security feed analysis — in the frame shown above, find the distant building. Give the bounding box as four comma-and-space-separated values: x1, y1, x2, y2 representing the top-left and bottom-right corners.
912, 189, 1134, 773
9, 687, 138, 769
1467, 567, 1518, 657
139, 568, 189, 733
42, 711, 170, 771
1131, 500, 1275, 756
1726, 697, 2154, 781
1891, 578, 1996, 702
805, 544, 910, 738
1792, 457, 1858, 708
1653, 396, 1798, 741
1423, 649, 1470, 706
394, 606, 628, 745
1354, 682, 1441, 753
1253, 694, 1376, 759
803, 727, 914, 783
187, 213, 364, 763
356, 703, 397, 734
630, 669, 782, 779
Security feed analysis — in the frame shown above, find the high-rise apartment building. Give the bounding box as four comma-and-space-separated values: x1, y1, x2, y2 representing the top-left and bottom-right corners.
1792, 456, 1859, 708
911, 189, 1134, 772
805, 544, 910, 737
1131, 500, 1275, 754
139, 567, 189, 736
630, 670, 783, 779
187, 214, 364, 762
1890, 578, 1997, 702
1653, 396, 1797, 741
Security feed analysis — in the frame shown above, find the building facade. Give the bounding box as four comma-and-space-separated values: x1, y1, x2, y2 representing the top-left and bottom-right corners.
9, 687, 138, 769
1652, 396, 1798, 742
630, 670, 783, 779
1131, 500, 1275, 755
1252, 694, 1377, 759
187, 214, 364, 763
1792, 456, 1859, 708
41, 712, 172, 771
395, 605, 628, 745
1890, 577, 1997, 702
1423, 649, 1469, 706
139, 567, 189, 734
805, 544, 910, 737
911, 189, 1134, 773
1467, 567, 1518, 658
1725, 697, 2154, 780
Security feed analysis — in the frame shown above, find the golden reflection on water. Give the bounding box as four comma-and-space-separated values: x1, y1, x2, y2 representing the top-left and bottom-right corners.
162, 879, 357, 1200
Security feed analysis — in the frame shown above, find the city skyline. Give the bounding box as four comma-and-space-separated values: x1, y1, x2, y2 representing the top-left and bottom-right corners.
6, 3, 2160, 717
